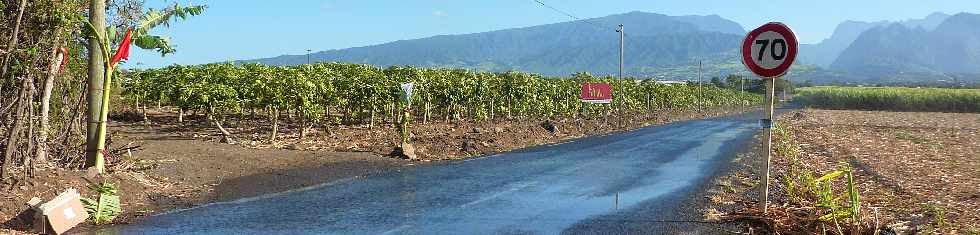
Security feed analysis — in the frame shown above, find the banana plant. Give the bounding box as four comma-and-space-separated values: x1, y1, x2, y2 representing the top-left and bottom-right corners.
83, 19, 132, 173
107, 2, 207, 56
80, 181, 121, 225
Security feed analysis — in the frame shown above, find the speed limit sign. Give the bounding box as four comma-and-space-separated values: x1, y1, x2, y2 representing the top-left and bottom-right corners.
742, 22, 797, 214
741, 22, 798, 78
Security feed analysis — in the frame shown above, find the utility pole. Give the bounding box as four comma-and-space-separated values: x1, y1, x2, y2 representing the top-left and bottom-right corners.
740, 73, 744, 93
306, 49, 312, 65
85, 0, 107, 167
698, 59, 703, 112
611, 24, 624, 126
782, 74, 788, 101
616, 24, 624, 79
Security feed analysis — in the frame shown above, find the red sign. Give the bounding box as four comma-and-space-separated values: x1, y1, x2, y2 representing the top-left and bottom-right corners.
741, 22, 798, 78
580, 82, 611, 103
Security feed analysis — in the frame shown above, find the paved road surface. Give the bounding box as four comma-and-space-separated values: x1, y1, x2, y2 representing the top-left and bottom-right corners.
93, 112, 764, 235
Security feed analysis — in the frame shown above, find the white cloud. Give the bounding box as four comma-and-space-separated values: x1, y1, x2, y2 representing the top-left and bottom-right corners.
321, 2, 334, 11
432, 10, 448, 18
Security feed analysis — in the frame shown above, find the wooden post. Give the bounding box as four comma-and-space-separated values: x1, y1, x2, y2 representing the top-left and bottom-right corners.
85, 0, 107, 169
760, 76, 777, 214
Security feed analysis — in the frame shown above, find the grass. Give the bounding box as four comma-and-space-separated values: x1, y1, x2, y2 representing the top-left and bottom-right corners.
772, 123, 865, 234
796, 86, 980, 113
922, 204, 948, 233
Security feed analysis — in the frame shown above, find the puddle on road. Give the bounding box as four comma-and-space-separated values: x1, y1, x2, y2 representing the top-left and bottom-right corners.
376, 121, 751, 234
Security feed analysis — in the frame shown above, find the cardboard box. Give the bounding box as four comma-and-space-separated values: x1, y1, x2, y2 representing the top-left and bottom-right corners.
27, 189, 89, 235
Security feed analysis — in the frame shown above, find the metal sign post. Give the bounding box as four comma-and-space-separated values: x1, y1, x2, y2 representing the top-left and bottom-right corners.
741, 22, 798, 214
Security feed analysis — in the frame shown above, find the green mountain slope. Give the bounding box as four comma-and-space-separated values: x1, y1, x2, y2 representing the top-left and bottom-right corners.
242, 11, 745, 76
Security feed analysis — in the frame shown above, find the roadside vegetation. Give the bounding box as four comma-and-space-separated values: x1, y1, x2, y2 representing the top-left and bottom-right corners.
774, 110, 978, 234
120, 63, 763, 145
706, 88, 980, 234
796, 86, 980, 112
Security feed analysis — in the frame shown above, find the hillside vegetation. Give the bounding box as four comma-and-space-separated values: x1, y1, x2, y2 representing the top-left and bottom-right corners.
243, 12, 745, 76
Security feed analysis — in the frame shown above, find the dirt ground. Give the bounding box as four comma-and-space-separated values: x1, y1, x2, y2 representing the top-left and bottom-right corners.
703, 109, 980, 234
161, 107, 757, 161
0, 106, 756, 234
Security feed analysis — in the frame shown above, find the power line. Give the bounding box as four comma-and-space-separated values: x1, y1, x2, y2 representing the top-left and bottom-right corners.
532, 0, 634, 78
532, 0, 621, 33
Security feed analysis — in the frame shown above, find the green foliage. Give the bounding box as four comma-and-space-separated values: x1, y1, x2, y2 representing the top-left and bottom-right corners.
123, 63, 764, 129
797, 86, 980, 112
923, 204, 947, 233
811, 168, 860, 225
710, 77, 725, 87
775, 124, 862, 232
108, 2, 207, 56
137, 3, 206, 31
80, 181, 122, 225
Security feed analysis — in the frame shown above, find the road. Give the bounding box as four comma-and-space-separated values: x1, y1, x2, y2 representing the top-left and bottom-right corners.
93, 112, 764, 235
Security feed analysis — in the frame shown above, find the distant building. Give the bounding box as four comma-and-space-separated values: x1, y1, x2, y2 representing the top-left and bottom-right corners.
654, 80, 687, 85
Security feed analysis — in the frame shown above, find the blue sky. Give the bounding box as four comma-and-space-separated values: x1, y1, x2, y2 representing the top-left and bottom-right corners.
131, 0, 980, 68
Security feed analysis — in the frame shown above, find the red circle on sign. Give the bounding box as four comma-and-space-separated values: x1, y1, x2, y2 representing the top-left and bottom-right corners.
741, 22, 798, 78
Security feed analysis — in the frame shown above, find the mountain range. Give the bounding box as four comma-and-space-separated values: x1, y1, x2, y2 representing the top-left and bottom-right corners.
830, 13, 980, 84
244, 12, 744, 76
243, 11, 980, 85
798, 12, 952, 68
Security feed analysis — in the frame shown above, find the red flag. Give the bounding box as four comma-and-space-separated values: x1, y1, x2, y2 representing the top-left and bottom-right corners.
57, 47, 69, 73
110, 29, 133, 66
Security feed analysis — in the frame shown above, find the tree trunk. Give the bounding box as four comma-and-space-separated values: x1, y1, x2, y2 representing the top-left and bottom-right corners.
507, 96, 513, 119
444, 105, 451, 123
344, 107, 351, 124
299, 116, 308, 139
386, 103, 392, 124
178, 108, 184, 123
395, 103, 402, 124
0, 0, 28, 85
214, 119, 233, 143
37, 37, 63, 164
85, 0, 108, 168
489, 99, 494, 120
423, 102, 430, 124
369, 104, 376, 129
208, 109, 233, 144
455, 105, 462, 122
269, 109, 279, 142
24, 81, 35, 170
2, 78, 30, 179
141, 101, 148, 124
323, 106, 333, 135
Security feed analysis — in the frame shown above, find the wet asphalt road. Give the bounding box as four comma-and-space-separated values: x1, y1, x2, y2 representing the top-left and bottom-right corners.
93, 111, 764, 235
